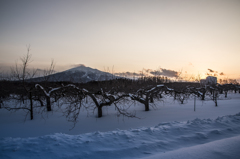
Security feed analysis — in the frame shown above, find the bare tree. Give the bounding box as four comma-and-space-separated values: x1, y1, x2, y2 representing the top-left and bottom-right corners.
43, 59, 56, 82
129, 85, 165, 111
85, 89, 133, 118
35, 84, 64, 111
175, 90, 191, 104
33, 59, 58, 111
8, 46, 37, 120
63, 84, 136, 118
206, 86, 219, 107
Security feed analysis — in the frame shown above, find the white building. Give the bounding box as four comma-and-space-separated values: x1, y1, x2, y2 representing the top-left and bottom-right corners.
200, 76, 217, 86
206, 76, 217, 85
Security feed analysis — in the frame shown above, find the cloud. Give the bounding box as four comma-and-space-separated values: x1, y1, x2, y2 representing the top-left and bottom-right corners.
189, 62, 194, 67
115, 68, 179, 78
71, 64, 86, 67
150, 68, 179, 78
206, 69, 226, 77
143, 68, 153, 73
208, 69, 215, 73
114, 72, 143, 77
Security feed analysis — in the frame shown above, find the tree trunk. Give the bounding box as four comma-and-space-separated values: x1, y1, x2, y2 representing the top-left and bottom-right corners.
174, 92, 177, 100
145, 102, 149, 111
220, 89, 223, 94
201, 92, 205, 100
214, 91, 218, 107
215, 95, 218, 107
39, 99, 44, 106
46, 96, 51, 111
0, 99, 2, 108
21, 95, 25, 104
36, 97, 44, 106
98, 106, 103, 118
150, 95, 154, 103
225, 91, 227, 98
145, 93, 150, 111
29, 92, 33, 120
159, 94, 162, 98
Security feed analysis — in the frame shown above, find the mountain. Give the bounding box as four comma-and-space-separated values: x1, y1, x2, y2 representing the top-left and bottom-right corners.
30, 65, 117, 83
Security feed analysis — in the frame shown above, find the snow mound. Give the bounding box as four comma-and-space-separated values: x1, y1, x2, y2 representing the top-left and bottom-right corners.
1, 113, 240, 159
142, 135, 240, 159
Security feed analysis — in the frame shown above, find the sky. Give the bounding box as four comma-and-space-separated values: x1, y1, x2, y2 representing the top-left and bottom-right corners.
0, 0, 240, 80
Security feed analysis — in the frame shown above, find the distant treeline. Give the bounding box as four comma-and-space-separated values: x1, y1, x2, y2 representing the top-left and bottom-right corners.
0, 76, 200, 97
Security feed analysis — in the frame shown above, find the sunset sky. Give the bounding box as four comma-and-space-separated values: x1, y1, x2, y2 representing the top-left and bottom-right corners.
0, 0, 240, 80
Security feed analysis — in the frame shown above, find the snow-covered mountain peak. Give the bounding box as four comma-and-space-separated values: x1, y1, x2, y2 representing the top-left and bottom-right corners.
65, 65, 104, 74
29, 65, 118, 83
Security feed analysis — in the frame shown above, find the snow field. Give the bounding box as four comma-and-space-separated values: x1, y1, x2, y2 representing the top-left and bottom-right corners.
0, 92, 240, 158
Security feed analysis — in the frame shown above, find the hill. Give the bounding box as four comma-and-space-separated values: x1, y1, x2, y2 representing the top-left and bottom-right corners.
29, 65, 117, 83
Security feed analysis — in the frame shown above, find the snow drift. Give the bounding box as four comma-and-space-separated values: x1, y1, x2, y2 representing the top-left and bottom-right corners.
1, 113, 240, 159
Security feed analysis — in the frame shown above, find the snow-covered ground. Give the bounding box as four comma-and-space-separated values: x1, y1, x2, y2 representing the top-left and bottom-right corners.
1, 92, 240, 159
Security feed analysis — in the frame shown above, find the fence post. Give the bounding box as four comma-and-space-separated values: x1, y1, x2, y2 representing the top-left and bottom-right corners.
194, 95, 196, 111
